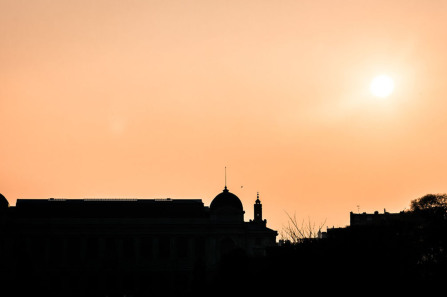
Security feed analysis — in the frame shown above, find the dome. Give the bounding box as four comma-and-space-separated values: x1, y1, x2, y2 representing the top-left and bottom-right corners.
0, 193, 9, 209
210, 187, 243, 212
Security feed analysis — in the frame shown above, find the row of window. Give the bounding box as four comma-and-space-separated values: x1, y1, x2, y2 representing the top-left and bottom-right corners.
1, 236, 208, 266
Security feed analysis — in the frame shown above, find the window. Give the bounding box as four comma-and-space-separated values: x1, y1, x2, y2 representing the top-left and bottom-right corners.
177, 237, 189, 258
31, 237, 46, 264
195, 237, 206, 259
158, 236, 171, 259
140, 237, 153, 260
86, 237, 98, 261
48, 237, 64, 267
122, 238, 135, 262
105, 237, 117, 260
66, 237, 81, 265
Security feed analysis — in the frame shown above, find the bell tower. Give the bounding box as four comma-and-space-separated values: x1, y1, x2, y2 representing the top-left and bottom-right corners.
254, 192, 263, 223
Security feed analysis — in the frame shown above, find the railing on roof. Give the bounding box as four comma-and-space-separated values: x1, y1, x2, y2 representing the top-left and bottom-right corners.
48, 198, 140, 202
83, 198, 138, 201
46, 198, 189, 202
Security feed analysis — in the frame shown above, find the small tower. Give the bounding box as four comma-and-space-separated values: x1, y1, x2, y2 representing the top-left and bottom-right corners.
254, 192, 263, 223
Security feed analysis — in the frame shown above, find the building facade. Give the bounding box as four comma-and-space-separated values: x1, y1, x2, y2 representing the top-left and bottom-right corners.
0, 187, 277, 296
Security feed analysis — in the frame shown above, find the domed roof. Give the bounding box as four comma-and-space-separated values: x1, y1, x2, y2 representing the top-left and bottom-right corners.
210, 187, 243, 211
0, 193, 9, 208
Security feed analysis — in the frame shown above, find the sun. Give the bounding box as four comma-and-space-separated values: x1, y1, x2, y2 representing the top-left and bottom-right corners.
370, 75, 394, 98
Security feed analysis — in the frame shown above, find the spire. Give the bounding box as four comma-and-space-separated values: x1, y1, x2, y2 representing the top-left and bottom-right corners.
256, 192, 261, 204
224, 166, 228, 191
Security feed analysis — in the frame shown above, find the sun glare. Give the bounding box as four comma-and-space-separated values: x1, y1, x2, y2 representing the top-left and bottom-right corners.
370, 75, 394, 98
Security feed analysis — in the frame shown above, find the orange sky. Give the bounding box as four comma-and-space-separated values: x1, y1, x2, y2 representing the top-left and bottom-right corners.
1, 0, 447, 234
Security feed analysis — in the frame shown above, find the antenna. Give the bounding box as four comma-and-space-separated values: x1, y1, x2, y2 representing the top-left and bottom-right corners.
224, 166, 227, 189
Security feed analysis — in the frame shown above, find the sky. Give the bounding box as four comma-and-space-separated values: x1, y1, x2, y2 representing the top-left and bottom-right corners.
1, 0, 447, 234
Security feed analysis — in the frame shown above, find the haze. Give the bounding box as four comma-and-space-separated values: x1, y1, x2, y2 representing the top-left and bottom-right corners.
1, 0, 447, 232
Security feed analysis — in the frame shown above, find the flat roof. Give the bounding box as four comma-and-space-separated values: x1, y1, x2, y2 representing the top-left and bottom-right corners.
12, 198, 208, 218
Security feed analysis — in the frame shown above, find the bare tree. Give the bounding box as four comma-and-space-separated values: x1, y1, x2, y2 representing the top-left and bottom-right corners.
280, 211, 327, 244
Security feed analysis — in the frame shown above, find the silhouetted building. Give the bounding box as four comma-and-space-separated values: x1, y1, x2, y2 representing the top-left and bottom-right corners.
325, 209, 424, 238
303, 209, 447, 292
0, 188, 277, 296
350, 209, 419, 226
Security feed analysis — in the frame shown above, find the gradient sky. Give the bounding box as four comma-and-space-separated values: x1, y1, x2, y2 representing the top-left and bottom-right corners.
1, 0, 447, 234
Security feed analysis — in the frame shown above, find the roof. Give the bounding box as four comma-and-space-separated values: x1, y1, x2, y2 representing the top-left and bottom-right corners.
210, 187, 243, 212
13, 198, 208, 218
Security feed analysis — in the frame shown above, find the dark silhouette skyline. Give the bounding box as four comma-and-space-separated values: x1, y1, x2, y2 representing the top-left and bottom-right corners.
0, 189, 277, 296
2, 191, 447, 295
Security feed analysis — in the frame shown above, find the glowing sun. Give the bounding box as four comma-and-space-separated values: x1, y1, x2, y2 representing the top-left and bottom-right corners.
370, 75, 394, 98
